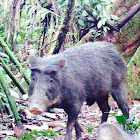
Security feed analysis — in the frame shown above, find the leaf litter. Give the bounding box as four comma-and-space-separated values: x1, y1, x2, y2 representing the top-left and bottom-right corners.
0, 98, 139, 140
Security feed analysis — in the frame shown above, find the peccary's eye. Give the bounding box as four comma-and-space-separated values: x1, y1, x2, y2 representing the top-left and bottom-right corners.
31, 75, 37, 81
31, 72, 37, 81
46, 78, 53, 83
32, 76, 35, 81
49, 78, 53, 83
32, 77, 34, 81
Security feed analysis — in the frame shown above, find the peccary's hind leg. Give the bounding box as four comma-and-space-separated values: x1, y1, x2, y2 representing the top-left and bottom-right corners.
96, 95, 110, 123
112, 83, 129, 118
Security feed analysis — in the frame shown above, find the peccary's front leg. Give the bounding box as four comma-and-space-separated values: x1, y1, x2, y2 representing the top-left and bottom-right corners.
64, 103, 82, 140
64, 118, 75, 140
75, 119, 82, 140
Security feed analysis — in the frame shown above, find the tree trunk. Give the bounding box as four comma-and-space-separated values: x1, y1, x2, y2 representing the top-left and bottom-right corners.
12, 0, 22, 51
127, 47, 140, 99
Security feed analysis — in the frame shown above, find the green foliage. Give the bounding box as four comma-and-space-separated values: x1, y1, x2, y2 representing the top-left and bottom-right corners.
111, 104, 140, 134
111, 114, 127, 129
83, 122, 94, 133
20, 129, 59, 140
73, 0, 119, 39
5, 129, 60, 140
0, 67, 12, 114
0, 2, 5, 37
0, 0, 120, 53
0, 91, 12, 114
0, 27, 4, 37
89, 0, 119, 27
15, 0, 58, 50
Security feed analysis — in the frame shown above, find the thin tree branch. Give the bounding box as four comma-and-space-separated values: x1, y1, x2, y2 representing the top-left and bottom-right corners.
115, 3, 140, 30
52, 0, 75, 54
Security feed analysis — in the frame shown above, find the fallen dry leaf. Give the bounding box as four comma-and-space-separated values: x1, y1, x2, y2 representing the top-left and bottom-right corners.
13, 126, 23, 138
24, 123, 48, 131
46, 121, 66, 128
43, 112, 58, 120
19, 108, 35, 119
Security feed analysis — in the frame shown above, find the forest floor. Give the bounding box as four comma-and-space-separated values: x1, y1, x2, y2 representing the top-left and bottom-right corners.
0, 98, 140, 140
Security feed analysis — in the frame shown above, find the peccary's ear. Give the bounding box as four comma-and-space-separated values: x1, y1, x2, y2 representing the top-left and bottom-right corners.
29, 56, 37, 67
59, 59, 67, 69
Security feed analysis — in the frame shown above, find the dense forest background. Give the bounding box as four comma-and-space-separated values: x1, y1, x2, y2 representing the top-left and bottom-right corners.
0, 0, 139, 98
0, 0, 140, 139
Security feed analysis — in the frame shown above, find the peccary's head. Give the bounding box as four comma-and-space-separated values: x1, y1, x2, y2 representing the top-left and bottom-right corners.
28, 56, 66, 115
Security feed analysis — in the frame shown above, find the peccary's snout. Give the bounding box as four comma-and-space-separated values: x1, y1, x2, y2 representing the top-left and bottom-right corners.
29, 107, 43, 115
28, 85, 49, 115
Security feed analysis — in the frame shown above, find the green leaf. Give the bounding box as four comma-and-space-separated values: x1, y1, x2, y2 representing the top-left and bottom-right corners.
43, 2, 48, 7
136, 121, 140, 129
34, 28, 42, 35
60, 0, 65, 4
18, 32, 25, 37
111, 15, 119, 20
2, 58, 8, 64
112, 114, 127, 127
21, 11, 26, 19
78, 19, 84, 26
16, 36, 22, 43
97, 20, 103, 28
82, 123, 94, 133
103, 26, 107, 32
91, 2, 98, 9
92, 10, 97, 17
79, 0, 84, 5
97, 4, 101, 11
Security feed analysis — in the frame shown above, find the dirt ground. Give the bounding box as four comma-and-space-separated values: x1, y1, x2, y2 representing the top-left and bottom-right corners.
0, 99, 140, 140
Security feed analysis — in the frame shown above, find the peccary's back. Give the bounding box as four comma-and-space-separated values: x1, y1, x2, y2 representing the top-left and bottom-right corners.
36, 41, 126, 99
57, 42, 126, 93
60, 42, 126, 72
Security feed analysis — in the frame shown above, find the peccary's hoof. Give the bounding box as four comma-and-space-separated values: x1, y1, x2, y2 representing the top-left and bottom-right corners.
29, 107, 43, 115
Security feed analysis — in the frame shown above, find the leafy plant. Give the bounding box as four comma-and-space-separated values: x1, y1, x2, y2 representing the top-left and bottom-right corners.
19, 129, 60, 140
82, 122, 94, 133
6, 129, 60, 140
73, 0, 119, 39
0, 91, 12, 114
111, 104, 140, 134
0, 67, 12, 115
17, 1, 58, 47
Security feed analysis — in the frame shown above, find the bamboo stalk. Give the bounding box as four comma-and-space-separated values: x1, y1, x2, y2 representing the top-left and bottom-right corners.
0, 67, 22, 126
0, 36, 30, 85
0, 57, 27, 95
